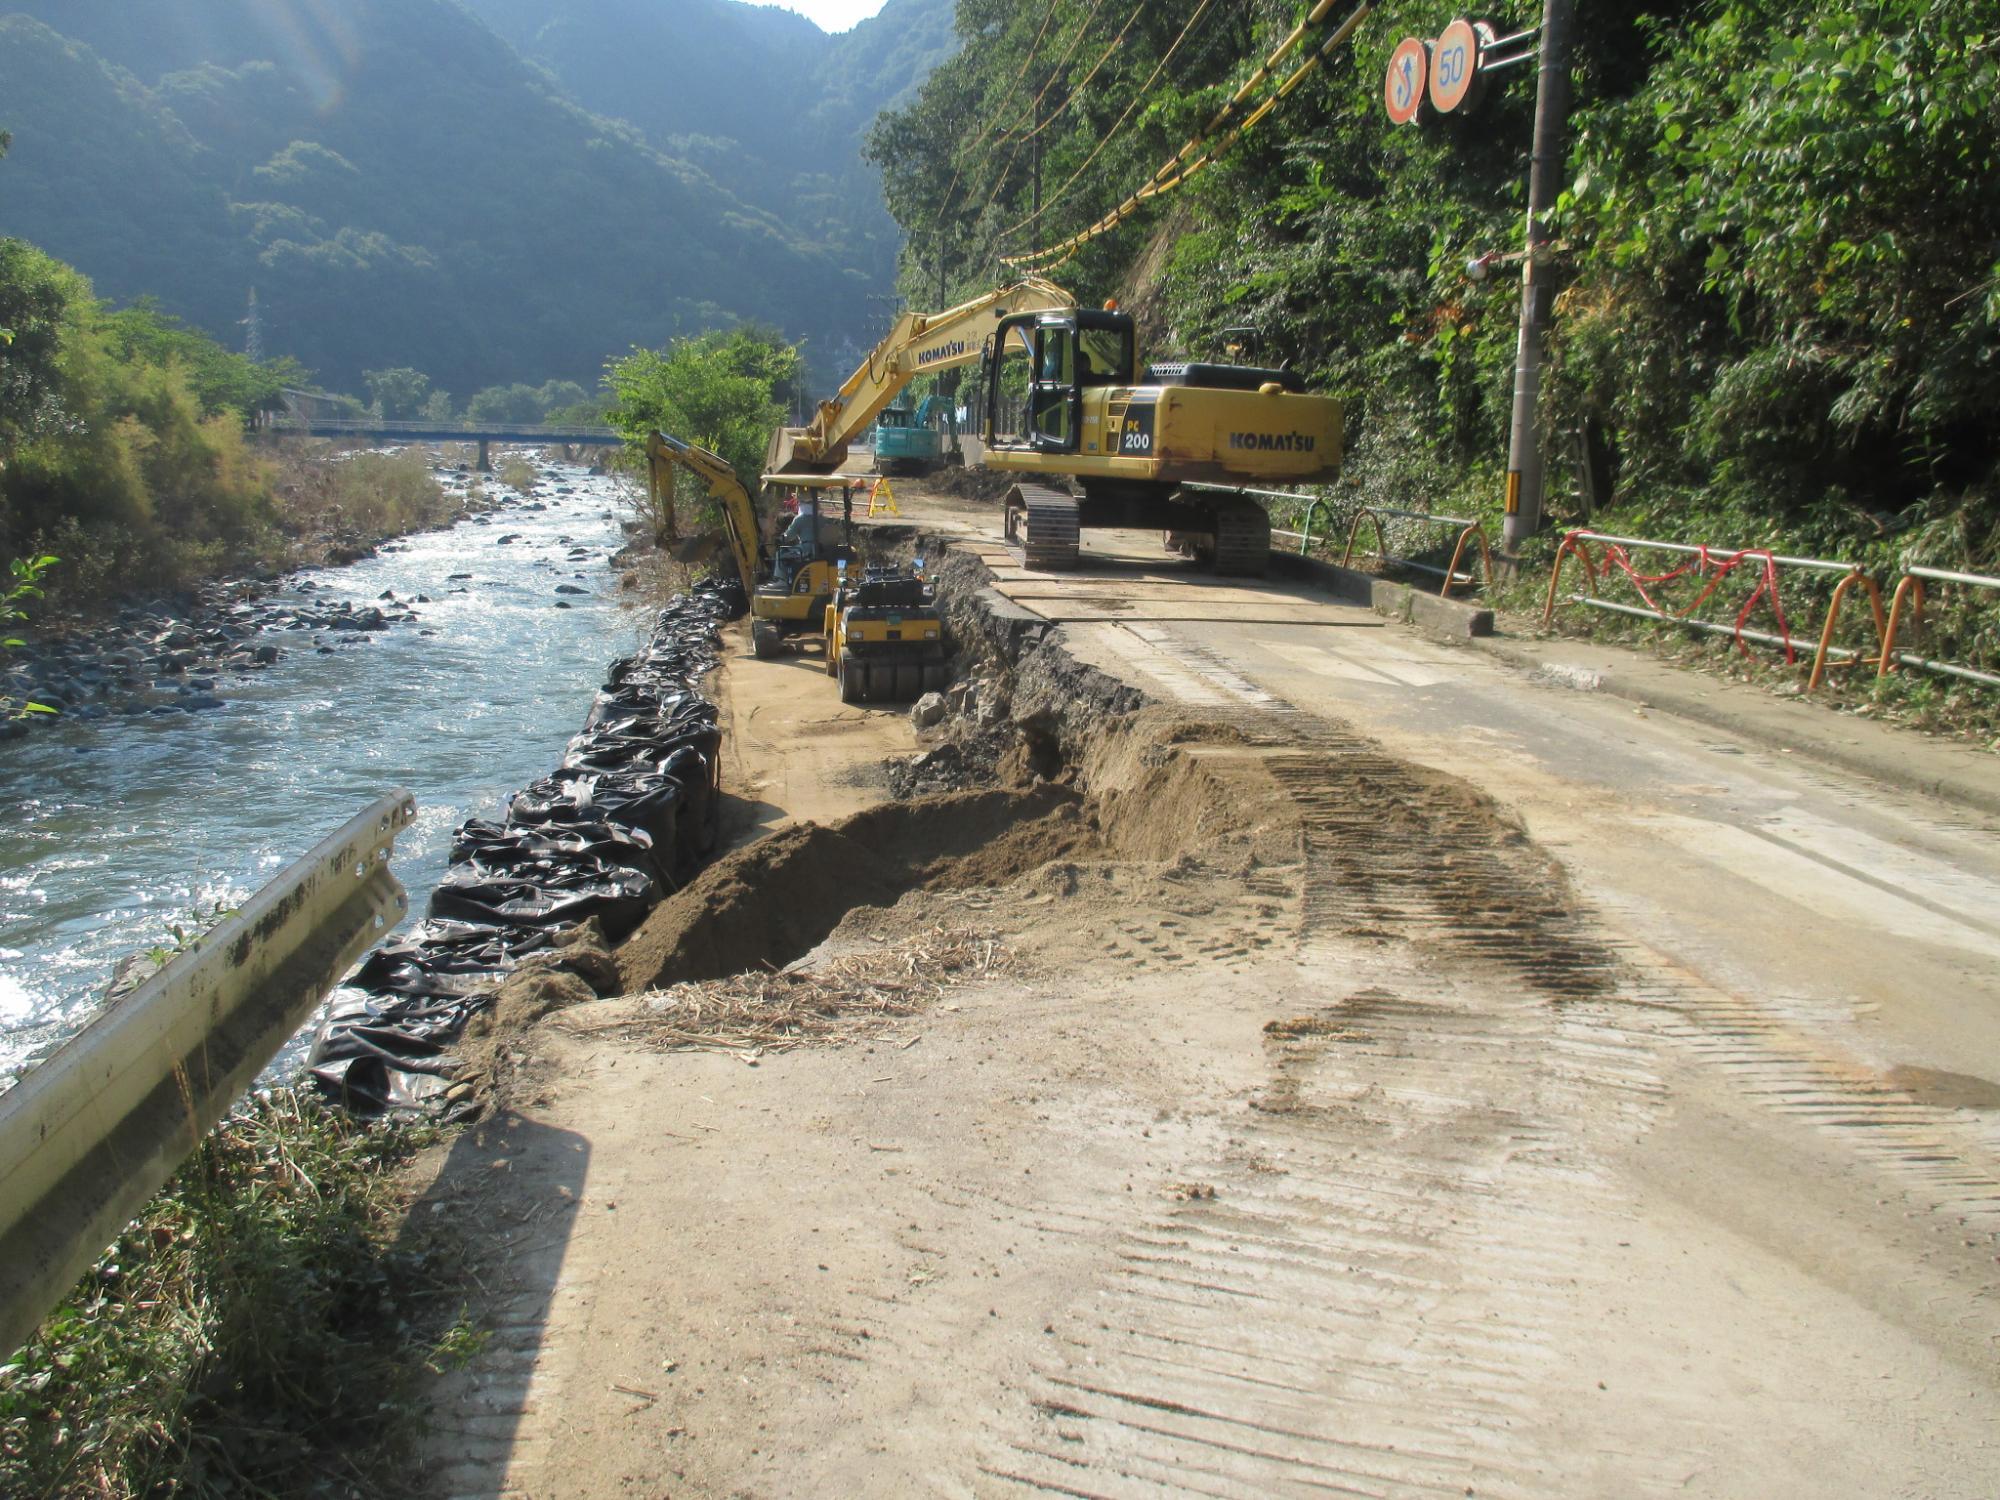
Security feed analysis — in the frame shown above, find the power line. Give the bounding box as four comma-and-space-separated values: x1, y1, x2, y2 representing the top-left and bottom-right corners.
994, 0, 1220, 239
937, 0, 1066, 220
976, 0, 1136, 216
1003, 0, 1375, 271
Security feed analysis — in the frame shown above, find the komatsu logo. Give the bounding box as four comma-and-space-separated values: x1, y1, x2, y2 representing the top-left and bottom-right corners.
915, 340, 968, 368
1229, 431, 1317, 452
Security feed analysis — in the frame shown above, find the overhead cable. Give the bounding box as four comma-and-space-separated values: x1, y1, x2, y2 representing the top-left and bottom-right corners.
1002, 0, 1376, 271
937, 0, 1065, 217
976, 0, 1136, 214
994, 0, 1220, 238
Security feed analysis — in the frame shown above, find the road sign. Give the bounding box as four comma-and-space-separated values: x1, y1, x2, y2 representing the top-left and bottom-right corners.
1429, 17, 1483, 114
1383, 37, 1428, 125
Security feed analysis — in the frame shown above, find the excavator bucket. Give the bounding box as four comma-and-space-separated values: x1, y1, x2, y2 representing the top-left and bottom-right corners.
764, 425, 847, 478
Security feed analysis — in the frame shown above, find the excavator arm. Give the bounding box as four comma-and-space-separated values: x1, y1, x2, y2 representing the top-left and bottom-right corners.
647, 430, 761, 596
767, 275, 1074, 475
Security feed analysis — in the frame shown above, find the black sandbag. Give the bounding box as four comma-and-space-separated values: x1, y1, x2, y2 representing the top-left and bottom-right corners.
307, 580, 734, 1115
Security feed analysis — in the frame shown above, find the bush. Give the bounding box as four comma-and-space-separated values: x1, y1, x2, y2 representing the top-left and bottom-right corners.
0, 1091, 457, 1500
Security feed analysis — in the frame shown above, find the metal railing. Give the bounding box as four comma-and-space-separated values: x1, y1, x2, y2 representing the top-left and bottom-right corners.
1880, 566, 2000, 689
1185, 483, 1494, 596
1337, 504, 1494, 597
1543, 530, 2000, 694
0, 793, 416, 1358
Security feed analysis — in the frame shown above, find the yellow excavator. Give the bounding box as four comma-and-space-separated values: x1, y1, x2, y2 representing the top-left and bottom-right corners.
646, 432, 950, 699
766, 278, 1344, 575
647, 431, 854, 659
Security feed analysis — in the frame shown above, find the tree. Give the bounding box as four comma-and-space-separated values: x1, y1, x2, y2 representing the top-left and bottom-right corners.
605, 326, 802, 481
0, 239, 85, 468
363, 367, 432, 420
421, 389, 456, 422
464, 384, 544, 424
101, 299, 301, 418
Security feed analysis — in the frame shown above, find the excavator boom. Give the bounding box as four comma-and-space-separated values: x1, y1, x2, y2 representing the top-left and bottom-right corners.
767, 275, 1074, 476
647, 430, 761, 596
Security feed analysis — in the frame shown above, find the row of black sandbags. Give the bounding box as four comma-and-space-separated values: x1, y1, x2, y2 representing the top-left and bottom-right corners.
306, 579, 740, 1113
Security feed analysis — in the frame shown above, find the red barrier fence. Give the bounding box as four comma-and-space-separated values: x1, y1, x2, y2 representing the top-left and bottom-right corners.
1543, 531, 1998, 694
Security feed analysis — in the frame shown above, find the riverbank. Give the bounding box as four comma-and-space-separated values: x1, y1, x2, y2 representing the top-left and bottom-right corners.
0, 447, 597, 734
1, 456, 646, 1498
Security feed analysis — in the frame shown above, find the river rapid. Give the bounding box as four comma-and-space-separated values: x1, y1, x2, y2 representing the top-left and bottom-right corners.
0, 455, 643, 1083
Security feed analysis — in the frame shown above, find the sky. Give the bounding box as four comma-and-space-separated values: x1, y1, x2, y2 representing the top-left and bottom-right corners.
766, 0, 889, 32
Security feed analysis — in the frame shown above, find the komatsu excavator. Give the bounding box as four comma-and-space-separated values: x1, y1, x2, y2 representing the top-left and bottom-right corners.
765, 278, 1343, 575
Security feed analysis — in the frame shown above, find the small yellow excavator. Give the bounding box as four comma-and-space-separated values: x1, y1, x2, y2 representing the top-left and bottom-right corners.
646, 432, 949, 700
647, 431, 854, 659
766, 278, 1343, 575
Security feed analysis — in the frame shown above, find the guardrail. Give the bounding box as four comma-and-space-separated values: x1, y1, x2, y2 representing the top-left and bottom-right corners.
1185, 483, 1493, 596
1543, 530, 1999, 694
0, 792, 416, 1358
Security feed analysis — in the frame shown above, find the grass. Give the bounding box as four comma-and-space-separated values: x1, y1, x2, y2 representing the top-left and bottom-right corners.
0, 1089, 462, 1500
495, 457, 541, 494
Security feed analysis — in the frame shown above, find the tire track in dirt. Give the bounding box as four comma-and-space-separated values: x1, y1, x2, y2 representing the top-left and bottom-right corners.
980, 616, 1997, 1497
978, 636, 1675, 1498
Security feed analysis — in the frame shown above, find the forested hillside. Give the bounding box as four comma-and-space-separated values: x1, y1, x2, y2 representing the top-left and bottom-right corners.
872, 0, 2000, 571
457, 0, 954, 284
0, 0, 954, 396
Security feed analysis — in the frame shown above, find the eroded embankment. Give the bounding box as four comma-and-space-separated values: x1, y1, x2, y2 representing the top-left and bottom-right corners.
606, 535, 1619, 1021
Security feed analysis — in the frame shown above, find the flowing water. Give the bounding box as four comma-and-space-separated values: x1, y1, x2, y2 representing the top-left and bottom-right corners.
0, 457, 644, 1083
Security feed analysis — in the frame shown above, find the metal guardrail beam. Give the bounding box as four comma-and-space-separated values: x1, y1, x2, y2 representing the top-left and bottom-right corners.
0, 792, 416, 1358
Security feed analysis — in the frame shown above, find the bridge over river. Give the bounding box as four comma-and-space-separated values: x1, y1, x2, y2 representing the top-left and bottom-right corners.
267, 416, 620, 468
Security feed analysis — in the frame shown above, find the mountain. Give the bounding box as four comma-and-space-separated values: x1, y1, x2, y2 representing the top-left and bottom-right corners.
453, 0, 958, 298
0, 0, 957, 396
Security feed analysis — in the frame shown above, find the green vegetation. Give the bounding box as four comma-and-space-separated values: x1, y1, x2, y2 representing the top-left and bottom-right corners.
0, 240, 281, 600
872, 0, 1999, 588
0, 1090, 456, 1500
607, 326, 804, 482
0, 0, 947, 398
0, 236, 457, 609
2, 552, 59, 718
465, 380, 593, 425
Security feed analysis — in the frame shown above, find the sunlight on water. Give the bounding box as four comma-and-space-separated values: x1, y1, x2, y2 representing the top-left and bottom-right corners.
0, 459, 646, 1082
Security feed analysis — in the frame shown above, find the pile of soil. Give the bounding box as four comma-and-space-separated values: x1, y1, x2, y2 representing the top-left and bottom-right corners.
616, 785, 1100, 992
923, 467, 1023, 503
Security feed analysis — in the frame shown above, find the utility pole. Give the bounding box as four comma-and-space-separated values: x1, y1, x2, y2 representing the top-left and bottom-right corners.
1500, 0, 1573, 554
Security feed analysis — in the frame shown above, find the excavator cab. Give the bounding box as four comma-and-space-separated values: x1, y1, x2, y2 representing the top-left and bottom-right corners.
750, 476, 858, 658
984, 310, 1136, 456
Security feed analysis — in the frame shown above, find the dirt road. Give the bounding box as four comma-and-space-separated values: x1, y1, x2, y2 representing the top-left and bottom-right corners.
416, 514, 2000, 1499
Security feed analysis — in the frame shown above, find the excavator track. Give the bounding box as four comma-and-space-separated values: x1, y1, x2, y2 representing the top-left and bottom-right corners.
1210, 496, 1273, 577
1002, 484, 1081, 572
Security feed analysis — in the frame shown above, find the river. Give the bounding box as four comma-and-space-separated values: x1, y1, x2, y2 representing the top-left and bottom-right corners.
0, 456, 643, 1084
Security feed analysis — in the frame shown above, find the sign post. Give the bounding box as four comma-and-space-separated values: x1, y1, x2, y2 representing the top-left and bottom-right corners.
1500, 0, 1574, 555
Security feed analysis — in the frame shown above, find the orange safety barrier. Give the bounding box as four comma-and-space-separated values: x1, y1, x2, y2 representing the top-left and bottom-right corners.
1338, 505, 1495, 597
1545, 530, 1890, 689
1878, 567, 2000, 690
1806, 570, 1886, 692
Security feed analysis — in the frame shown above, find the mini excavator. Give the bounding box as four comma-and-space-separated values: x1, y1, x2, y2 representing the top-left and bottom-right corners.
766, 278, 1343, 575
646, 431, 947, 702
